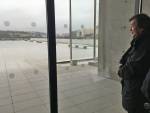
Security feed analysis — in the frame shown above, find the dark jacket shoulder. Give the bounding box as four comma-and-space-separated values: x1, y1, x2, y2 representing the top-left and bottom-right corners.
118, 32, 150, 79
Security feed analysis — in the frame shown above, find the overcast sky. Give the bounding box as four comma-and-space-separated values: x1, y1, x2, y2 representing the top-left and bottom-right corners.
0, 0, 98, 34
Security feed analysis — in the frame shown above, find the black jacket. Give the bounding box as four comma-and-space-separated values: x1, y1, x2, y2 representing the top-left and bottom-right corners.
141, 68, 150, 101
118, 31, 150, 110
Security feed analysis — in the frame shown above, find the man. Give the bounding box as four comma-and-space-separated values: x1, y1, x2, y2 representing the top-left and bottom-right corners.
118, 14, 150, 113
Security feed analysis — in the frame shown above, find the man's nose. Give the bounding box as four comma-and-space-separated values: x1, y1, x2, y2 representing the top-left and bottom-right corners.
130, 27, 133, 32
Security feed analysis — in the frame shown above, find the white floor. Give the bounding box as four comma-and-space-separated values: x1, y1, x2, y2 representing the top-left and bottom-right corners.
0, 40, 125, 113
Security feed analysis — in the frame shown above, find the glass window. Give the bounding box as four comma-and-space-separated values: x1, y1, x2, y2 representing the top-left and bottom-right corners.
55, 0, 70, 62
56, 0, 136, 113
72, 0, 95, 60
0, 0, 49, 113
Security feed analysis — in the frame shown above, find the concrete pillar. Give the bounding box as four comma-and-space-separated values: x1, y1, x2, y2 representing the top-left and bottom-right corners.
98, 0, 136, 80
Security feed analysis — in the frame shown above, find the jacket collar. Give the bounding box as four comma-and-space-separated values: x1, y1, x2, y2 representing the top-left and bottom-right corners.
130, 31, 150, 48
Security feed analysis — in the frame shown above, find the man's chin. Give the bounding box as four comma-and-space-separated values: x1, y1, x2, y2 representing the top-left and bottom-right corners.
130, 34, 135, 38
131, 34, 137, 38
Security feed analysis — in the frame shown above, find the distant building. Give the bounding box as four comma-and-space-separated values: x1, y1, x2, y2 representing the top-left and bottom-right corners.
73, 27, 98, 39
0, 30, 46, 40
57, 26, 99, 39
80, 28, 94, 38
32, 32, 47, 38
72, 30, 81, 38
56, 33, 69, 39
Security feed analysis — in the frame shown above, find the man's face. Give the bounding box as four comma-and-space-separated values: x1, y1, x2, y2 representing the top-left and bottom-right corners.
130, 19, 143, 38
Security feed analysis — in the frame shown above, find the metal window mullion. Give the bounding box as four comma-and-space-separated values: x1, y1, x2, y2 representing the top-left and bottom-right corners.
139, 0, 142, 13
69, 0, 72, 61
135, 0, 142, 14
93, 0, 97, 60
46, 0, 58, 113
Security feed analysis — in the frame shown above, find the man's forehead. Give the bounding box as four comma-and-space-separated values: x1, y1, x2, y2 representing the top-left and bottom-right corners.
130, 19, 137, 25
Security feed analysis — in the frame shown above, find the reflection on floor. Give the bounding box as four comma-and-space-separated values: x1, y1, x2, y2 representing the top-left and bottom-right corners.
0, 41, 125, 113
58, 64, 126, 113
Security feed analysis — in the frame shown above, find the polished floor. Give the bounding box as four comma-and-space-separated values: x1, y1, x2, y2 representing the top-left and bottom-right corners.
0, 40, 125, 113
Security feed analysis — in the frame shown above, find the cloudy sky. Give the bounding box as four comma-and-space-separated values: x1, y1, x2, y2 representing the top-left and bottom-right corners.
0, 0, 98, 34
